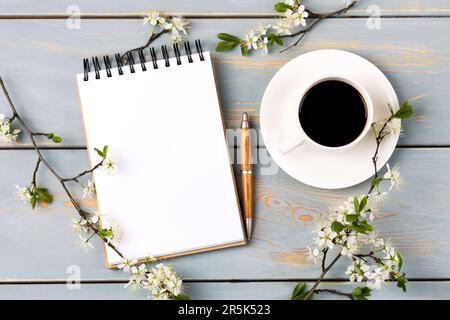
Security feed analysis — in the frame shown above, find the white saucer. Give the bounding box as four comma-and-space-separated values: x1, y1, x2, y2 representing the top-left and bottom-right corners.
260, 49, 400, 189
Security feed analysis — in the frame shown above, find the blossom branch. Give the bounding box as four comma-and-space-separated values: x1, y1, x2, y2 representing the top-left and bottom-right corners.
216, 0, 358, 56
120, 12, 190, 64
293, 102, 413, 301
302, 117, 389, 300
279, 1, 358, 53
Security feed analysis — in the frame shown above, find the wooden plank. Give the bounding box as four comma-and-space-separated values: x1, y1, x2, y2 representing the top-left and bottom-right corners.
0, 18, 447, 147
0, 0, 449, 17
0, 281, 448, 299
0, 148, 449, 280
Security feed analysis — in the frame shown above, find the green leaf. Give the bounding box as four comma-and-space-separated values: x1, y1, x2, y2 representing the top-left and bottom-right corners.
94, 148, 104, 158
353, 195, 360, 213
360, 220, 373, 232
371, 177, 380, 187
359, 195, 368, 212
393, 101, 413, 119
52, 135, 62, 143
102, 145, 108, 157
172, 294, 191, 300
216, 41, 239, 52
291, 282, 306, 300
274, 2, 293, 13
240, 44, 249, 56
348, 220, 372, 234
396, 273, 407, 292
46, 133, 54, 139
397, 253, 403, 271
292, 291, 309, 300
217, 33, 241, 43
273, 35, 283, 46
94, 145, 108, 159
35, 187, 53, 204
345, 214, 359, 223
30, 193, 37, 210
98, 228, 113, 239
331, 221, 345, 233
352, 287, 372, 300
267, 33, 283, 46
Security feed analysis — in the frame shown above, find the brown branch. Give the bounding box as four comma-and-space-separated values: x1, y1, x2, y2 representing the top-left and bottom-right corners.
32, 132, 50, 137
356, 252, 383, 264
0, 76, 124, 259
120, 30, 166, 64
304, 253, 342, 300
367, 115, 394, 194
62, 159, 105, 182
314, 288, 354, 300
321, 248, 328, 272
279, 0, 358, 53
31, 158, 41, 187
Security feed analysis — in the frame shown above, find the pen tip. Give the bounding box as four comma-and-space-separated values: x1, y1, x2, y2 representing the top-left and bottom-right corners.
245, 218, 252, 241
241, 112, 249, 129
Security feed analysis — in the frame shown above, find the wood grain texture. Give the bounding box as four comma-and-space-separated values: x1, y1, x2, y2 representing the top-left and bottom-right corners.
0, 281, 448, 299
0, 0, 449, 17
1, 148, 450, 281
0, 18, 448, 147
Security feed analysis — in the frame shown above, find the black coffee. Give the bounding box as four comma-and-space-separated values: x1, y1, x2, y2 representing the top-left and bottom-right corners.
299, 80, 367, 147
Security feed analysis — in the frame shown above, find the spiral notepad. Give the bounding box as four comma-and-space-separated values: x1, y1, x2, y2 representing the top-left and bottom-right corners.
76, 40, 246, 268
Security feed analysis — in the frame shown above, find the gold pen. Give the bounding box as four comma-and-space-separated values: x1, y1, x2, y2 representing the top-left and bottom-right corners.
240, 112, 253, 240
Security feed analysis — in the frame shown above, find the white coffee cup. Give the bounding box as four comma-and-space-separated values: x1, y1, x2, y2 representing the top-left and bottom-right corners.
279, 75, 374, 155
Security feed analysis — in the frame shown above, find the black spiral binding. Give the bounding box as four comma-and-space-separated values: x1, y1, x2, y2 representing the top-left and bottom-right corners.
195, 39, 205, 61
150, 47, 158, 69
114, 53, 124, 76
82, 39, 204, 81
184, 41, 193, 63
173, 43, 182, 65
92, 56, 101, 79
161, 45, 170, 67
127, 52, 135, 73
138, 49, 147, 72
83, 58, 90, 81
103, 55, 112, 78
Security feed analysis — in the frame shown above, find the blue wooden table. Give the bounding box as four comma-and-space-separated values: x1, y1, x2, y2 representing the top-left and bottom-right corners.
1, 0, 450, 299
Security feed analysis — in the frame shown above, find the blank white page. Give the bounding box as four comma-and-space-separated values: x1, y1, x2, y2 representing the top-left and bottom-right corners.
77, 52, 245, 266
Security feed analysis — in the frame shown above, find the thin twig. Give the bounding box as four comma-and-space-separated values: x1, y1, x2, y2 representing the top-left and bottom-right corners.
0, 76, 124, 259
304, 253, 342, 300
120, 30, 166, 64
321, 248, 328, 272
32, 132, 50, 137
368, 116, 394, 194
31, 158, 41, 187
62, 159, 105, 182
314, 288, 354, 300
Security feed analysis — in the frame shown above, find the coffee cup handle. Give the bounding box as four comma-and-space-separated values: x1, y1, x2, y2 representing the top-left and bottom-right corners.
279, 134, 307, 155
